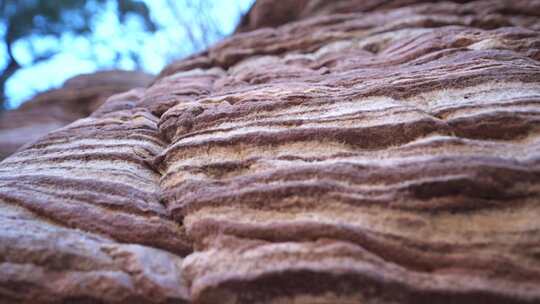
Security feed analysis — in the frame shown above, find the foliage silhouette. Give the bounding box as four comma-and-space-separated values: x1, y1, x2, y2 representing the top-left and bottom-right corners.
0, 0, 156, 110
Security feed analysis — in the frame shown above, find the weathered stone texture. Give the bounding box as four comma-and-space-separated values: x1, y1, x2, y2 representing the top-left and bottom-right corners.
1, 0, 540, 303
0, 70, 152, 160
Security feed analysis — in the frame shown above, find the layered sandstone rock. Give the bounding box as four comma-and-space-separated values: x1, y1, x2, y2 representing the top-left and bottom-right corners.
1, 0, 540, 303
0, 70, 152, 160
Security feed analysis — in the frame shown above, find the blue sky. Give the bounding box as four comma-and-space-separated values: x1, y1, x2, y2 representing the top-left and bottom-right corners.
2, 0, 254, 108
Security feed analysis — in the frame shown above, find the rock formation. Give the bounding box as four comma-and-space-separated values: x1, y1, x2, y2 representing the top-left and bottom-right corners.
1, 0, 540, 303
0, 70, 152, 160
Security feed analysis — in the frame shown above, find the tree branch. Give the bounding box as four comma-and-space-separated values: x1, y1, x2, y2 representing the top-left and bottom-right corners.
0, 33, 21, 111
31, 51, 56, 64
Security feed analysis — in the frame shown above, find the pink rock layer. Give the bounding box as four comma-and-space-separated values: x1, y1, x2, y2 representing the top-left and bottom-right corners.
0, 70, 152, 160
1, 0, 540, 303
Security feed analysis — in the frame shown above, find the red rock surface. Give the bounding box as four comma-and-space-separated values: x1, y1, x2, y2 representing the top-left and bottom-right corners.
0, 70, 152, 160
1, 1, 540, 303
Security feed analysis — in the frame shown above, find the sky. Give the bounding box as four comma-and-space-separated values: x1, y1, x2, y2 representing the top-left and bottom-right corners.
2, 0, 255, 108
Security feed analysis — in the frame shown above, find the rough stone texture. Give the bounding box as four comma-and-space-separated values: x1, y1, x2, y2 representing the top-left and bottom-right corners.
1, 0, 540, 303
0, 70, 152, 160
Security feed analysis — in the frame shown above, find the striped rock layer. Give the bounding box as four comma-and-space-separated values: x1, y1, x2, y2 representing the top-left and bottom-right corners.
1, 0, 540, 303
0, 70, 152, 160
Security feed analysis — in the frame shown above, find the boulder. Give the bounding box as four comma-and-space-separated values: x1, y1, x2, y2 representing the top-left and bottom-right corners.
0, 1, 539, 303
0, 70, 152, 160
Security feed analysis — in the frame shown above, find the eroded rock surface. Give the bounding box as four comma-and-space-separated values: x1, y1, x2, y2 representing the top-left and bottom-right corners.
0, 70, 152, 160
1, 0, 540, 303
